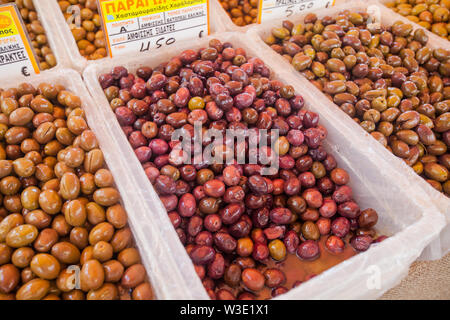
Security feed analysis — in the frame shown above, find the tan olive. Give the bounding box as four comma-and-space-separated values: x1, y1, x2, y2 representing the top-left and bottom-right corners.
103, 260, 124, 282
21, 186, 40, 210
0, 244, 12, 265
1, 98, 19, 116
84, 149, 104, 173
93, 187, 120, 206
396, 130, 419, 145
416, 124, 437, 145
121, 264, 146, 289
323, 80, 346, 94
33, 228, 58, 253
301, 221, 320, 240
55, 127, 75, 146
51, 215, 71, 236
396, 111, 421, 129
80, 173, 96, 195
20, 267, 36, 284
6, 224, 39, 248
326, 58, 346, 73
110, 227, 132, 253
59, 172, 81, 200
38, 189, 62, 214
44, 140, 63, 157
11, 247, 34, 268
51, 242, 81, 264
30, 96, 53, 113
67, 116, 88, 135
80, 259, 105, 291
16, 279, 50, 300
443, 181, 450, 196
89, 222, 115, 245
118, 248, 140, 268
435, 113, 450, 132
0, 160, 13, 179
64, 199, 87, 227
391, 140, 411, 158
70, 227, 89, 250
60, 289, 85, 300
85, 202, 105, 225
87, 283, 118, 300
371, 132, 388, 147
34, 122, 56, 144
94, 169, 114, 187
427, 140, 447, 156
12, 158, 35, 177
268, 239, 287, 261
79, 130, 99, 151
0, 214, 24, 242
132, 283, 153, 300
35, 163, 55, 182
80, 246, 94, 265
54, 162, 74, 179
106, 204, 127, 229
292, 54, 313, 71
424, 163, 448, 182
9, 107, 34, 126
91, 241, 113, 262
64, 147, 85, 168
0, 176, 21, 195
24, 210, 51, 229
30, 253, 61, 280
0, 264, 20, 294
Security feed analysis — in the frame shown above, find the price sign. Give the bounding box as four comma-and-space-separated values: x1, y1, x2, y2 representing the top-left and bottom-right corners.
257, 0, 335, 24
0, 4, 39, 77
98, 0, 210, 57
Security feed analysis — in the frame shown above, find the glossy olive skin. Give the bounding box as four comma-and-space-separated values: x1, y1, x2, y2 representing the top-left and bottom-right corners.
266, 12, 450, 197
103, 39, 380, 300
0, 83, 153, 300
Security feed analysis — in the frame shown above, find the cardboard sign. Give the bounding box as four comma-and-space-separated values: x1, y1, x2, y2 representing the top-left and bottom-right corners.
0, 4, 40, 77
98, 0, 210, 57
257, 0, 335, 24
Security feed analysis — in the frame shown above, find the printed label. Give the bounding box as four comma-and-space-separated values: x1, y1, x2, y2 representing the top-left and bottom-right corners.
257, 0, 335, 24
0, 4, 39, 77
98, 0, 210, 57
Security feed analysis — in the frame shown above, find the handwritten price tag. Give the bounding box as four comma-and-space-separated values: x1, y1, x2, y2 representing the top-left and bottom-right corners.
0, 4, 39, 77
257, 0, 335, 24
98, 0, 210, 57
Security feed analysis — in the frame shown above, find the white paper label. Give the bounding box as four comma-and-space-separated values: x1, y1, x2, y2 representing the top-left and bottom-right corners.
258, 0, 335, 24
98, 0, 210, 57
0, 4, 39, 77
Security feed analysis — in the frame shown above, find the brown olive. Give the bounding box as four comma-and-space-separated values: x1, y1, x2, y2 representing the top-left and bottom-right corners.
117, 248, 140, 268
33, 228, 58, 253
121, 264, 146, 288
6, 224, 38, 248
30, 253, 61, 280
0, 264, 20, 294
86, 283, 119, 300
51, 242, 81, 264
11, 247, 34, 268
103, 260, 124, 282
16, 279, 50, 300
80, 259, 105, 291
